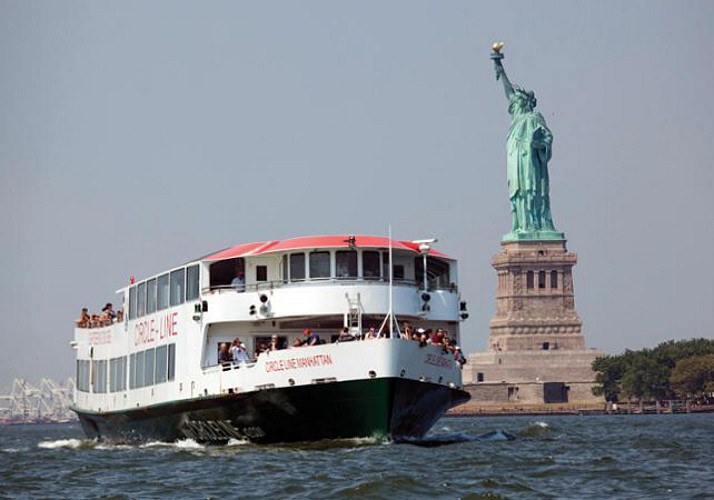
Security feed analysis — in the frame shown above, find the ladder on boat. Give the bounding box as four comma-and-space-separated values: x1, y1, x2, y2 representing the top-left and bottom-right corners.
344, 293, 362, 336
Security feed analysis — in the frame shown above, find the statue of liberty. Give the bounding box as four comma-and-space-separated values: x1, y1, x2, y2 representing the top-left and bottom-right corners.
491, 43, 563, 241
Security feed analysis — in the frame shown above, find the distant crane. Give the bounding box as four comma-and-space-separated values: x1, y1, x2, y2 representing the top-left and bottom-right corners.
0, 378, 76, 424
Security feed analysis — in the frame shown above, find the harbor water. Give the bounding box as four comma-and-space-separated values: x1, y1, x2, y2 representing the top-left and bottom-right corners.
1, 413, 712, 499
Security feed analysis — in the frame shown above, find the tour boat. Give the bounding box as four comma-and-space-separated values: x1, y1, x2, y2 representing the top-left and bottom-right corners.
70, 234, 470, 443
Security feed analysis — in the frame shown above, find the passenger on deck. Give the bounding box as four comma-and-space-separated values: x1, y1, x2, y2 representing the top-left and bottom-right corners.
268, 334, 282, 351
337, 327, 355, 342
417, 328, 428, 347
454, 346, 467, 368
76, 308, 90, 328
303, 328, 320, 346
231, 271, 245, 292
401, 323, 413, 340
364, 327, 377, 340
90, 314, 102, 328
233, 341, 251, 364
430, 328, 445, 346
218, 342, 232, 369
229, 339, 240, 359
102, 303, 116, 325
255, 341, 267, 358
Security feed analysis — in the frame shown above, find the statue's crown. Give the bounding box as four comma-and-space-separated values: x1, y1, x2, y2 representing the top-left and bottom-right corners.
514, 86, 537, 109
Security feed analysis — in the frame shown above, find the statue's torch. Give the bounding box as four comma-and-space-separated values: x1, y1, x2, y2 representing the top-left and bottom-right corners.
491, 42, 505, 80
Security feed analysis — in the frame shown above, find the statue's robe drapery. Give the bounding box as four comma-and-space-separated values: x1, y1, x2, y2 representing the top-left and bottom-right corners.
506, 98, 556, 233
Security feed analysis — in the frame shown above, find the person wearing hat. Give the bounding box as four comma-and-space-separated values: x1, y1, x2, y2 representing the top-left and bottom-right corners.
303, 328, 320, 346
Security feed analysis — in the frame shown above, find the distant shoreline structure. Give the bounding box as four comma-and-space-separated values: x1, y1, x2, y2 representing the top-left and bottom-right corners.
0, 377, 77, 426
448, 401, 714, 417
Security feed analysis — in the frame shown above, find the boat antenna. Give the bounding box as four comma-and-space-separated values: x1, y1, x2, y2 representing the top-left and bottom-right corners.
377, 224, 401, 338
389, 224, 393, 338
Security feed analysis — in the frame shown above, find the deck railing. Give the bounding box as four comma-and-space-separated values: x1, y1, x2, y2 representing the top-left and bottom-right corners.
206, 278, 457, 294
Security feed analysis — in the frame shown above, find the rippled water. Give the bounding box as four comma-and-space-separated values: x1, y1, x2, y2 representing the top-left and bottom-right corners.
2, 414, 712, 498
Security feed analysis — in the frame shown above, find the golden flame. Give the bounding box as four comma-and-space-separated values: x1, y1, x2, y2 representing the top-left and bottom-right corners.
491, 41, 504, 53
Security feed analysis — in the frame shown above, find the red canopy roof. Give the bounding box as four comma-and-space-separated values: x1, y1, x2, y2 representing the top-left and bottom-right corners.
203, 235, 450, 261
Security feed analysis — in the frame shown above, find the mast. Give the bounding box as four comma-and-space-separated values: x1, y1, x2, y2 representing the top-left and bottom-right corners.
389, 224, 393, 338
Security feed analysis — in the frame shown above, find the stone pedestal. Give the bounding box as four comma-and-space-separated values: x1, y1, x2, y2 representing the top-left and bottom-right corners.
489, 239, 583, 351
464, 239, 604, 405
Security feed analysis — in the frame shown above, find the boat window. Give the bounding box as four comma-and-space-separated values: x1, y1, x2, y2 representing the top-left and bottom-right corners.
208, 258, 244, 289
129, 286, 137, 320
93, 360, 107, 393
146, 278, 157, 314
256, 265, 268, 282
415, 256, 451, 290
137, 282, 147, 317
76, 360, 90, 392
109, 358, 117, 392
136, 351, 145, 388
309, 251, 330, 279
167, 343, 176, 381
129, 353, 136, 389
157, 273, 169, 310
186, 264, 200, 301
144, 348, 155, 387
393, 265, 405, 280
336, 251, 357, 278
155, 345, 168, 383
109, 357, 124, 393
170, 268, 185, 307
363, 251, 380, 279
290, 253, 305, 281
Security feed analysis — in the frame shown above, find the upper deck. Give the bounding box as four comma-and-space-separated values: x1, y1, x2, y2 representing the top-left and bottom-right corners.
119, 234, 464, 324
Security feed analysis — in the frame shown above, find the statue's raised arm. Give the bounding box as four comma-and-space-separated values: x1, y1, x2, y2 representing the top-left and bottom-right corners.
490, 42, 514, 99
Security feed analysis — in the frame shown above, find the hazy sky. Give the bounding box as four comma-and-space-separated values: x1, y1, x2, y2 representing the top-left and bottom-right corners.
1, 1, 713, 387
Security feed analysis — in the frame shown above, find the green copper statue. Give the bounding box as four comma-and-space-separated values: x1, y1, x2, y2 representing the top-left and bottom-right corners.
491, 43, 564, 241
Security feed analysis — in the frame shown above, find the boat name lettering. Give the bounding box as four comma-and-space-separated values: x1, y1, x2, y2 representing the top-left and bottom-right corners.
88, 329, 112, 345
181, 419, 265, 441
264, 354, 333, 372
425, 353, 452, 369
134, 312, 178, 346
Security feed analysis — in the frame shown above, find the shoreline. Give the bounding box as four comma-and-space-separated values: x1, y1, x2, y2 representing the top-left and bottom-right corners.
447, 403, 714, 417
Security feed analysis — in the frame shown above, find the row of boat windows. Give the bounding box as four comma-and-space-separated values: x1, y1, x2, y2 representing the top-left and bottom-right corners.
283, 251, 382, 280
280, 251, 450, 284
76, 344, 176, 394
128, 265, 200, 320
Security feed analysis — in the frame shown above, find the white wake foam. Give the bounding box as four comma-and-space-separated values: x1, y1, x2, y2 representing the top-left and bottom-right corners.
38, 438, 87, 449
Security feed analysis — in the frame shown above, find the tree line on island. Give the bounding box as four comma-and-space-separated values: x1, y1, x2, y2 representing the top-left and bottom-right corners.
591, 338, 714, 406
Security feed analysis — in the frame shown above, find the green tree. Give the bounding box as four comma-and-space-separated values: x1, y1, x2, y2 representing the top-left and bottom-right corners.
620, 353, 669, 401
592, 354, 627, 401
670, 353, 714, 399
591, 339, 714, 402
